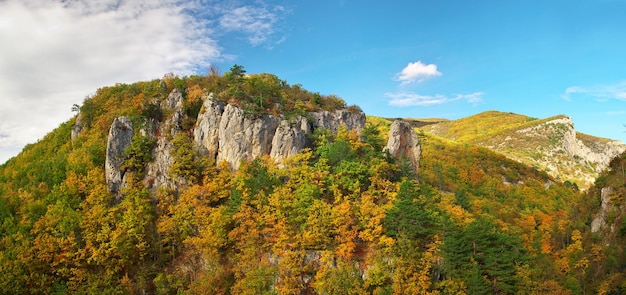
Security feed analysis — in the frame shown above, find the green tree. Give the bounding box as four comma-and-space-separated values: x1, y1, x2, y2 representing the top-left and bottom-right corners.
384, 181, 440, 241
442, 217, 527, 294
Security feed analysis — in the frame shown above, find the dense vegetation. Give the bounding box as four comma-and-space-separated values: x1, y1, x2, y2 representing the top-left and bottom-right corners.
0, 68, 624, 294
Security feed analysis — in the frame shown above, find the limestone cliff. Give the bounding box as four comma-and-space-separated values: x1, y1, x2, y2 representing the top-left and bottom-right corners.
105, 116, 133, 194
144, 89, 185, 190
193, 93, 225, 160
71, 112, 83, 140
308, 109, 366, 133
384, 120, 422, 177
591, 187, 616, 233
509, 116, 626, 188
193, 93, 366, 170
270, 116, 311, 166
424, 112, 626, 190
100, 89, 367, 192
216, 104, 281, 170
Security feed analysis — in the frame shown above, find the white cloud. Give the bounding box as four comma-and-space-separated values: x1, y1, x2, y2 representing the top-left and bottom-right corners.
386, 92, 484, 107
0, 0, 286, 164
219, 5, 284, 46
395, 61, 441, 85
562, 81, 626, 101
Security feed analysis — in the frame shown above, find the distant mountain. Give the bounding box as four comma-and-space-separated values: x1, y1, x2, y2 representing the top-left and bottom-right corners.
421, 110, 626, 190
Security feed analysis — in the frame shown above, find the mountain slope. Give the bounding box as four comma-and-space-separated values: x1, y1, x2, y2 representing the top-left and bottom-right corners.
0, 70, 623, 294
422, 111, 626, 189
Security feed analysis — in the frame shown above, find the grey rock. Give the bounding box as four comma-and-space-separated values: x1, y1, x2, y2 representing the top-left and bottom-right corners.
193, 94, 225, 160
191, 95, 366, 170
591, 187, 615, 233
71, 112, 83, 140
308, 109, 366, 133
105, 116, 134, 194
384, 120, 421, 176
144, 135, 177, 191
164, 88, 184, 109
143, 89, 186, 191
270, 116, 310, 166
217, 104, 280, 170
515, 116, 626, 189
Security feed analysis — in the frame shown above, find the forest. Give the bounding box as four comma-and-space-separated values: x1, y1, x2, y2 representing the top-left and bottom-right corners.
0, 66, 625, 294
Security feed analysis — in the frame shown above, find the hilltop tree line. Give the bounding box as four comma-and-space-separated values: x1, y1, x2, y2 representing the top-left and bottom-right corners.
0, 67, 624, 294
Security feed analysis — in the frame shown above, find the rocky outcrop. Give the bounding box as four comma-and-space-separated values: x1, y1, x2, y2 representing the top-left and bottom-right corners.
270, 116, 311, 166
165, 89, 185, 137
192, 95, 366, 170
165, 88, 184, 109
591, 187, 616, 233
308, 109, 366, 133
105, 116, 134, 194
194, 94, 225, 160
103, 89, 368, 192
384, 120, 421, 176
514, 116, 626, 189
145, 135, 177, 190
559, 117, 625, 170
143, 91, 185, 191
71, 113, 83, 140
217, 104, 281, 170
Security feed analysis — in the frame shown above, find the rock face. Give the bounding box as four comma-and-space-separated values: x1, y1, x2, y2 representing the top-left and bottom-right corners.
556, 117, 625, 169
144, 90, 186, 191
384, 120, 422, 176
514, 116, 626, 189
270, 116, 311, 166
217, 104, 281, 170
194, 94, 225, 160
105, 116, 134, 194
71, 113, 83, 140
591, 187, 616, 233
308, 109, 366, 133
103, 89, 367, 192
193, 94, 366, 170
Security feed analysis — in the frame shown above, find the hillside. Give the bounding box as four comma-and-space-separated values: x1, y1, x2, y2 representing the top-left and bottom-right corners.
0, 69, 624, 294
422, 110, 626, 190
583, 151, 626, 292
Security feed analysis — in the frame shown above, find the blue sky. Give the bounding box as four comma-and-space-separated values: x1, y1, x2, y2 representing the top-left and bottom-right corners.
222, 0, 626, 138
1, 0, 625, 163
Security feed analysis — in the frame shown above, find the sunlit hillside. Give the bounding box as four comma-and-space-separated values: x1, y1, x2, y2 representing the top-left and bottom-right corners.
0, 70, 624, 294
422, 111, 625, 190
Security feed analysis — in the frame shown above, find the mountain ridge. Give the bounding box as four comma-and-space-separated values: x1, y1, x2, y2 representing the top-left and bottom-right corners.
421, 110, 625, 190
1, 71, 625, 294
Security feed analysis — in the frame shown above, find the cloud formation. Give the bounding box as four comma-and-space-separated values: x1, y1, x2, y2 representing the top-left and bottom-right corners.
562, 81, 626, 101
219, 5, 284, 46
387, 60, 482, 107
386, 92, 484, 107
0, 0, 285, 163
395, 61, 441, 85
